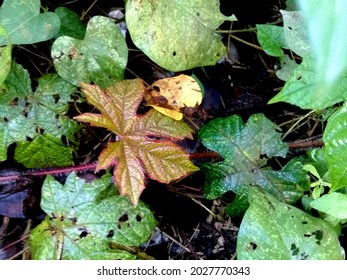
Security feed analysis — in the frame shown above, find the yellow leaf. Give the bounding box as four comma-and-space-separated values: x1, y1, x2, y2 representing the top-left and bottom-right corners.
144, 74, 203, 120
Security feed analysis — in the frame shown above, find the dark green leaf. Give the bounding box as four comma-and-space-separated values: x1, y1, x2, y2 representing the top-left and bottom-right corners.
199, 114, 307, 215
55, 7, 85, 39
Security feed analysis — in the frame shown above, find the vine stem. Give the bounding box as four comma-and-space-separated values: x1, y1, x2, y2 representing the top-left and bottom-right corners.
0, 138, 324, 182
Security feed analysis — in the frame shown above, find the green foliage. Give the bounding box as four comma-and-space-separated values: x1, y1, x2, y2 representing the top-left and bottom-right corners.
323, 103, 347, 192
125, 0, 237, 71
0, 25, 11, 86
30, 173, 157, 259
74, 79, 199, 206
55, 7, 86, 39
0, 63, 78, 166
0, 0, 60, 45
52, 16, 127, 88
198, 113, 308, 215
236, 187, 344, 260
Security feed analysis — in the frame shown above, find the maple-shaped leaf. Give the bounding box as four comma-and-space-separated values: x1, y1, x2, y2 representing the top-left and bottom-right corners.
74, 79, 199, 205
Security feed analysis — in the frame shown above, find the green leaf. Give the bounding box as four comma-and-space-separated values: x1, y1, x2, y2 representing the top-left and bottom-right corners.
310, 193, 347, 220
269, 56, 347, 109
323, 103, 347, 192
0, 0, 60, 45
0, 61, 31, 104
30, 173, 157, 260
75, 79, 199, 205
0, 63, 78, 164
55, 7, 85, 40
125, 0, 237, 71
280, 10, 311, 57
298, 0, 347, 84
0, 24, 11, 86
52, 16, 128, 88
275, 54, 298, 81
237, 187, 344, 260
199, 114, 308, 215
14, 134, 73, 168
256, 24, 287, 57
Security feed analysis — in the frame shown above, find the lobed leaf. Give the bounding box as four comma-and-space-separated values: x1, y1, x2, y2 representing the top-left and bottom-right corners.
199, 114, 308, 215
0, 62, 78, 166
75, 79, 199, 205
30, 173, 157, 259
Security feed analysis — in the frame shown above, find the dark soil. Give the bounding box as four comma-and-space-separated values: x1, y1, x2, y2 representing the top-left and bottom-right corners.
0, 0, 338, 260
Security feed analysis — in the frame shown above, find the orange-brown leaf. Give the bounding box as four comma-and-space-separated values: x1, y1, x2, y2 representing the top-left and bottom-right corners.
74, 79, 199, 205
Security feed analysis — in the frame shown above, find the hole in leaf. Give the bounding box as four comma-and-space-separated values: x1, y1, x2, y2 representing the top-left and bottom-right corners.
296, 75, 302, 80
153, 85, 160, 92
3, 117, 8, 122
259, 153, 268, 159
136, 214, 142, 222
118, 213, 128, 222
117, 223, 122, 229
26, 136, 33, 141
288, 26, 292, 30
106, 229, 114, 238
53, 94, 60, 103
248, 242, 257, 251
69, 217, 77, 224
172, 51, 176, 56
79, 231, 88, 238
302, 221, 308, 225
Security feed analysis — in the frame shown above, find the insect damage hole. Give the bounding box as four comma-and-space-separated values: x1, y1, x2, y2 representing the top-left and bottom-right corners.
106, 229, 114, 238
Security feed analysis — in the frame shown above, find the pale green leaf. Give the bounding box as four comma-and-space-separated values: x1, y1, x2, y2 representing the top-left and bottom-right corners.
237, 187, 344, 260
126, 0, 236, 71
280, 10, 311, 57
52, 16, 128, 88
0, 0, 60, 45
275, 54, 298, 81
30, 173, 157, 260
323, 103, 347, 192
310, 193, 347, 220
0, 24, 11, 86
269, 57, 347, 109
298, 0, 347, 84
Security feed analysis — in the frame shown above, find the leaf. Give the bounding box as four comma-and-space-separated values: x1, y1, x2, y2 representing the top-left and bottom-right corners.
280, 10, 311, 57
0, 63, 78, 165
125, 0, 237, 71
198, 114, 308, 215
298, 0, 347, 84
268, 56, 347, 109
323, 103, 347, 192
74, 79, 199, 205
310, 193, 347, 220
144, 74, 203, 120
30, 173, 157, 260
256, 24, 287, 57
237, 187, 344, 260
55, 7, 86, 40
0, 24, 11, 86
275, 54, 298, 81
14, 134, 73, 168
52, 16, 128, 88
0, 0, 60, 46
